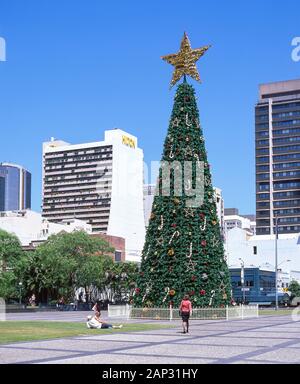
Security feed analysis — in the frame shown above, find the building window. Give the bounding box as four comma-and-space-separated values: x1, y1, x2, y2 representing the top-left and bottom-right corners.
253, 246, 257, 255
115, 251, 122, 262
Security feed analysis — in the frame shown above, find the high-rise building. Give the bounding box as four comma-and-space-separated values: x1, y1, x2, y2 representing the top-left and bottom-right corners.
256, 79, 300, 235
0, 163, 31, 211
42, 129, 145, 262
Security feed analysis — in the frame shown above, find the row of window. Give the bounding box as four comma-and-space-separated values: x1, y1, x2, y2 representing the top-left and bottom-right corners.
45, 153, 113, 165
278, 217, 300, 223
257, 144, 300, 154
274, 208, 300, 215
257, 191, 300, 199
257, 170, 300, 179
273, 110, 300, 119
257, 128, 300, 137
274, 199, 300, 207
274, 153, 300, 161
273, 136, 300, 144
273, 144, 300, 153
272, 101, 300, 110
45, 168, 111, 181
273, 119, 300, 127
273, 161, 300, 170
45, 147, 112, 159
257, 201, 300, 209
274, 128, 300, 135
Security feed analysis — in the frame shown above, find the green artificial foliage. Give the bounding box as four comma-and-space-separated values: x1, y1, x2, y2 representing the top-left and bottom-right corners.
134, 82, 232, 308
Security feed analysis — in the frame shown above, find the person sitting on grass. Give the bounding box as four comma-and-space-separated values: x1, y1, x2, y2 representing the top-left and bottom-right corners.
86, 311, 123, 329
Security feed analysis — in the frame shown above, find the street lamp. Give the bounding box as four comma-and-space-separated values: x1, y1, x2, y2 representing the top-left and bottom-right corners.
277, 259, 291, 300
275, 215, 279, 311
18, 282, 23, 305
239, 258, 246, 304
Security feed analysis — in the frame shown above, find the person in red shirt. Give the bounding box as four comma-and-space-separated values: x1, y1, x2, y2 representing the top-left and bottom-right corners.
179, 295, 192, 334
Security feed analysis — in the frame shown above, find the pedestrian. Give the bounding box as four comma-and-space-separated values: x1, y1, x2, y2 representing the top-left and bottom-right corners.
29, 293, 36, 307
179, 294, 192, 334
92, 300, 101, 313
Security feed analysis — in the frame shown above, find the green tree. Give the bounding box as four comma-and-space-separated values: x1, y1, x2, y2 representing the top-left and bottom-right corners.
0, 230, 24, 300
135, 82, 231, 308
0, 229, 23, 272
289, 280, 300, 298
18, 231, 114, 303
98, 262, 138, 303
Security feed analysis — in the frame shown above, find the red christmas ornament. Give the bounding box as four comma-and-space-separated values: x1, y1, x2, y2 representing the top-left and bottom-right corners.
201, 240, 207, 247
200, 289, 206, 296
171, 223, 177, 228
189, 290, 195, 296
200, 213, 205, 219
135, 288, 141, 295
191, 275, 197, 282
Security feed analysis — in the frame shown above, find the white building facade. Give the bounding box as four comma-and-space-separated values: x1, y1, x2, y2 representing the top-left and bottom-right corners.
42, 129, 145, 262
0, 210, 92, 246
226, 226, 300, 283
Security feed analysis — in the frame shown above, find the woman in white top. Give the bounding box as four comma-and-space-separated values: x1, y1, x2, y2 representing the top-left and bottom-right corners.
86, 311, 123, 329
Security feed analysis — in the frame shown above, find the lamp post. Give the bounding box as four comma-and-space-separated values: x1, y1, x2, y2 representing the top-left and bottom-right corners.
275, 215, 279, 311
277, 259, 291, 301
18, 282, 23, 305
239, 258, 245, 304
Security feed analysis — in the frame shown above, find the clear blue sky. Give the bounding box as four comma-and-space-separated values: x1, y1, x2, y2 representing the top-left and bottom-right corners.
0, 0, 300, 214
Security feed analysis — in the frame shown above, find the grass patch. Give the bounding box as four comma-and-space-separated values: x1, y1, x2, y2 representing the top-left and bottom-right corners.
259, 309, 295, 316
0, 321, 174, 345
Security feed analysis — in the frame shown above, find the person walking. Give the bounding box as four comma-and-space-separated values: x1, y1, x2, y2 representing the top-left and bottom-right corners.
179, 295, 192, 334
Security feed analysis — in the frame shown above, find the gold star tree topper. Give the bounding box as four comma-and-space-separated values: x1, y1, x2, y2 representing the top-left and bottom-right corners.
162, 32, 211, 88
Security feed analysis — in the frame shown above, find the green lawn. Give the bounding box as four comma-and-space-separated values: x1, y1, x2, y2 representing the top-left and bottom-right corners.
0, 321, 174, 345
259, 309, 296, 316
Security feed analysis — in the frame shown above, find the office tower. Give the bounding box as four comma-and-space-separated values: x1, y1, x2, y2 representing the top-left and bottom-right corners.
0, 163, 31, 211
42, 129, 145, 262
256, 79, 300, 234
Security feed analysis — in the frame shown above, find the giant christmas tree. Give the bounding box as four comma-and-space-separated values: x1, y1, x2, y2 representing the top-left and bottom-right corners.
134, 33, 232, 308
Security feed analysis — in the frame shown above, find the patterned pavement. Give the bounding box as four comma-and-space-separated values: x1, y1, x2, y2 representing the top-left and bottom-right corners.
1, 312, 300, 364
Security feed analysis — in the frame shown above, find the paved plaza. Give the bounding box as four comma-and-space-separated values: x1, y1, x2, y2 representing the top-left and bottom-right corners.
1, 312, 300, 364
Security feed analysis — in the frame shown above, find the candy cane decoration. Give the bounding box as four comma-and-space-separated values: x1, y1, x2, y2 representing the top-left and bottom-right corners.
186, 113, 192, 127
186, 242, 193, 259
142, 283, 152, 303
162, 287, 170, 303
168, 231, 180, 245
169, 147, 174, 159
209, 290, 216, 307
200, 217, 207, 231
158, 215, 164, 231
